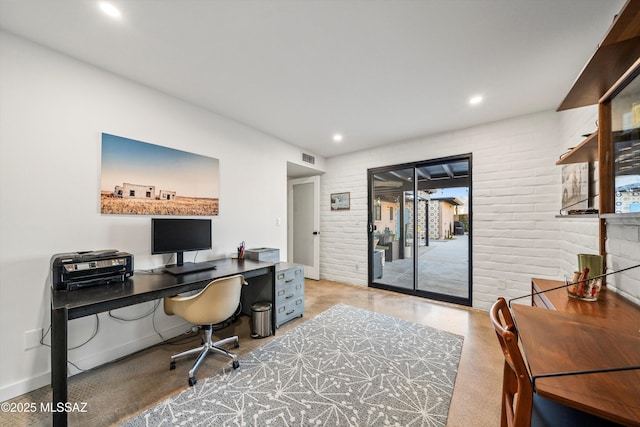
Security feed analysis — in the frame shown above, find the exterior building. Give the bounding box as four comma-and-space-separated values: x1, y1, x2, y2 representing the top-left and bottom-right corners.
114, 183, 155, 199
427, 197, 463, 240
158, 190, 176, 200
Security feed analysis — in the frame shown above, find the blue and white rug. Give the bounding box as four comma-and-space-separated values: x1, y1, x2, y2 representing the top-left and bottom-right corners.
123, 304, 464, 426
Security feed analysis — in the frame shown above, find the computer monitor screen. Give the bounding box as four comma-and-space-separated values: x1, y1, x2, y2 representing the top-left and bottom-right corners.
151, 218, 212, 266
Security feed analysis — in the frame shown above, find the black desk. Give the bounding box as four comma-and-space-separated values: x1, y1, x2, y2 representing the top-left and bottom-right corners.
51, 258, 275, 426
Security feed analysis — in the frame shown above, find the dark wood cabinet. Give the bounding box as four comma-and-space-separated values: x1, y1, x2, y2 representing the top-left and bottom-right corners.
557, 1, 640, 219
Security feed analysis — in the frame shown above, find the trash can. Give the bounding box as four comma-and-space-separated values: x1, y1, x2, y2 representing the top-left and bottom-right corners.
251, 302, 272, 338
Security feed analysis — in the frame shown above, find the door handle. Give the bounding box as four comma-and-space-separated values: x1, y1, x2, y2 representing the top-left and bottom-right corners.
313, 231, 320, 235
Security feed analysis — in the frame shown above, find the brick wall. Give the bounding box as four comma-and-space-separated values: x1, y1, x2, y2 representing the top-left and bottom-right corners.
606, 219, 640, 304
320, 109, 608, 310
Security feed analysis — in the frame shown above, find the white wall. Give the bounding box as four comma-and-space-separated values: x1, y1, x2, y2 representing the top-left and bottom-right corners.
0, 32, 325, 401
319, 110, 605, 309
606, 218, 640, 304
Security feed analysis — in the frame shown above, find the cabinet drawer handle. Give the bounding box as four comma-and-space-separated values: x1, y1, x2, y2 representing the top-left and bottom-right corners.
285, 279, 294, 283
285, 294, 294, 299
286, 310, 295, 315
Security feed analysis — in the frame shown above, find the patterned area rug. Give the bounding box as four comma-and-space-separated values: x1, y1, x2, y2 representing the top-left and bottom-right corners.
123, 304, 464, 426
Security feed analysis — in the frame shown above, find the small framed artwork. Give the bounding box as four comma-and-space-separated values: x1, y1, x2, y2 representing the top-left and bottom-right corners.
561, 163, 589, 212
331, 192, 350, 210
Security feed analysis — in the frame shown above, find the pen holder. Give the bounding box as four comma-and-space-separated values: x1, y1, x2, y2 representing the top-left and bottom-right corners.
566, 272, 601, 301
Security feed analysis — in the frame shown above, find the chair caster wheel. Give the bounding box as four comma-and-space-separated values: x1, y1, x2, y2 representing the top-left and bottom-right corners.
232, 360, 240, 369
188, 377, 197, 386
234, 341, 240, 349
169, 361, 176, 370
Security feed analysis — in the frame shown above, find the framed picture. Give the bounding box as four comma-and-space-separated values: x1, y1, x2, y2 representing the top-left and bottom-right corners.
101, 133, 219, 216
331, 192, 350, 210
561, 163, 588, 212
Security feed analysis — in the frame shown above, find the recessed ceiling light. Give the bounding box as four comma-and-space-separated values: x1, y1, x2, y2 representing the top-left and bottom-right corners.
469, 95, 483, 106
332, 134, 343, 142
99, 2, 121, 18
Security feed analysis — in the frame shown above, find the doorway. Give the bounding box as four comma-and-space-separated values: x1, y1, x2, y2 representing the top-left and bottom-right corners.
368, 155, 472, 306
288, 175, 320, 280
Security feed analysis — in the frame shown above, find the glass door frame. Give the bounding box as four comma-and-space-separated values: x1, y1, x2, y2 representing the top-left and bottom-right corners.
367, 154, 472, 306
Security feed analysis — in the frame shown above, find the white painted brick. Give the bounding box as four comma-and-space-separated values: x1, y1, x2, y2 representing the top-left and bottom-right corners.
319, 109, 638, 309
603, 219, 640, 305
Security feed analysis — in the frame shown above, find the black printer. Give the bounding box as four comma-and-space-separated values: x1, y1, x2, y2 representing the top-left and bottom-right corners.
51, 250, 134, 291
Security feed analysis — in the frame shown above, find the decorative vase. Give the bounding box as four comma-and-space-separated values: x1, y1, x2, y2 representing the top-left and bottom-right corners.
577, 254, 603, 279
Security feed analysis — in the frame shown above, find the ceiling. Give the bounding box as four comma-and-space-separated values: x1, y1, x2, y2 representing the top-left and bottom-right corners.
0, 0, 627, 158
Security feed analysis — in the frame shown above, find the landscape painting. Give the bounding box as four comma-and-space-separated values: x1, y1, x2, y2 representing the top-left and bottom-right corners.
101, 133, 219, 215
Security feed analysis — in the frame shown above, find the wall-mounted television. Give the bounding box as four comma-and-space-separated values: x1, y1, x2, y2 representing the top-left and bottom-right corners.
151, 218, 212, 269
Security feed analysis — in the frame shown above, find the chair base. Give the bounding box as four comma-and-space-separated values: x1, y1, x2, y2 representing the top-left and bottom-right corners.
169, 325, 240, 386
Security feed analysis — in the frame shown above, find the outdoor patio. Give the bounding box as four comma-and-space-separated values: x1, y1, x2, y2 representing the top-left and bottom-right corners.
376, 234, 469, 298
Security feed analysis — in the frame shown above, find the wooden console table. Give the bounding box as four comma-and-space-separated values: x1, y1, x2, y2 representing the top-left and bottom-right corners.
511, 278, 640, 426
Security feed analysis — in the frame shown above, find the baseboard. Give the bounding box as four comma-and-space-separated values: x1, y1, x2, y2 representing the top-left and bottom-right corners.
0, 371, 51, 403
0, 323, 189, 402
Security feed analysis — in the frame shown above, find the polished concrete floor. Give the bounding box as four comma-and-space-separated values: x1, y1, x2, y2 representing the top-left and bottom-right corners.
1, 279, 502, 426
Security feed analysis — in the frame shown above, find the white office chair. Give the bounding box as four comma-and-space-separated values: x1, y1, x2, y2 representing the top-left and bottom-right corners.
164, 274, 247, 386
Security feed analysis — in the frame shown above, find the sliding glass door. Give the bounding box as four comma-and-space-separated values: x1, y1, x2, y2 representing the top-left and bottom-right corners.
370, 166, 414, 287
368, 155, 472, 306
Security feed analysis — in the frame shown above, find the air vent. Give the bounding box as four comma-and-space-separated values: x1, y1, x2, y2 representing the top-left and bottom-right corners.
302, 153, 315, 164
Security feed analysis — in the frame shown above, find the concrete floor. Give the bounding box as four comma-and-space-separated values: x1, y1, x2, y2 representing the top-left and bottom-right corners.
377, 234, 470, 299
1, 279, 502, 426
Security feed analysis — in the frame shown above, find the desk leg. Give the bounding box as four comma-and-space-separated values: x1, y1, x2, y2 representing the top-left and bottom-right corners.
51, 306, 68, 427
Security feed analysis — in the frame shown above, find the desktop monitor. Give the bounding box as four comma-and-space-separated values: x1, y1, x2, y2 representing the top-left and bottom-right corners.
151, 218, 212, 267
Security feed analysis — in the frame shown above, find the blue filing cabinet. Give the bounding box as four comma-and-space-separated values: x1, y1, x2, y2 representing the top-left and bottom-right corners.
275, 263, 305, 328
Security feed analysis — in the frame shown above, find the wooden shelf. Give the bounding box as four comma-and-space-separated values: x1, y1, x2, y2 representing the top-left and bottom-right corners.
556, 131, 598, 165
600, 212, 640, 219
558, 0, 640, 223
555, 214, 599, 219
557, 0, 640, 111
